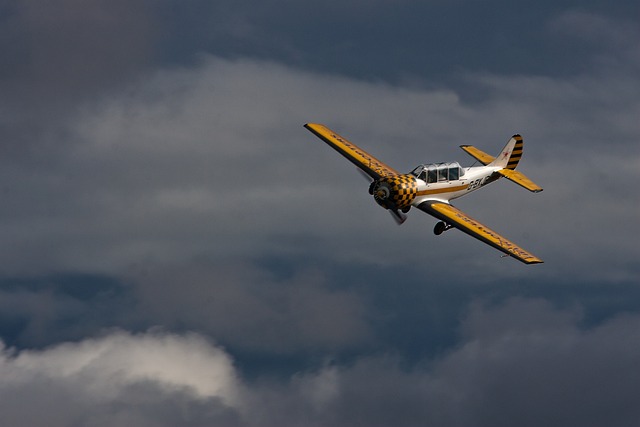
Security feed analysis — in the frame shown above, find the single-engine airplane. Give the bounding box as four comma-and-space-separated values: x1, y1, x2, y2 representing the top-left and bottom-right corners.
304, 123, 544, 264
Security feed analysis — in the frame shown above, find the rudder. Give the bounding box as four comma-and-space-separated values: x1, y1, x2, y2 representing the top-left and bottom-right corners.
488, 134, 523, 169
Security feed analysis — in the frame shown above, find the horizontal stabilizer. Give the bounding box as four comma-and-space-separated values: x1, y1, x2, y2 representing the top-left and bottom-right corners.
460, 145, 495, 165
497, 169, 543, 193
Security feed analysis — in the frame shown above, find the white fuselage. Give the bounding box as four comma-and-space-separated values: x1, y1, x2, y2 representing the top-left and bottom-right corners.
411, 165, 501, 206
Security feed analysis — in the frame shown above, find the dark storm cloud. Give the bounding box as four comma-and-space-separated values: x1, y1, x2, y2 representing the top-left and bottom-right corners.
0, 54, 635, 279
128, 261, 373, 355
152, 0, 639, 85
309, 298, 640, 427
0, 274, 132, 348
0, 0, 154, 102
4, 300, 639, 427
0, 1, 638, 426
0, 0, 155, 157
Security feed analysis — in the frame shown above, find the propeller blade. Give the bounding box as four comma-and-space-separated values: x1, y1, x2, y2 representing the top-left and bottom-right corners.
389, 209, 407, 225
357, 168, 374, 182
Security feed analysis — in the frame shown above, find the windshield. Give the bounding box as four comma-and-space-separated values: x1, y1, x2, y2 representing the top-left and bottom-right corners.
411, 162, 464, 183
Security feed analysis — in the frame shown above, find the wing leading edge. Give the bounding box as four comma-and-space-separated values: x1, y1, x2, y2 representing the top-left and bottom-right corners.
417, 201, 543, 264
304, 123, 399, 180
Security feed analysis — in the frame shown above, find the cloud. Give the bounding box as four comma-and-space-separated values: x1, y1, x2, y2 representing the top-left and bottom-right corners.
0, 4, 638, 426
246, 298, 640, 427
425, 298, 640, 426
128, 261, 373, 354
547, 10, 640, 71
1, 299, 640, 427
0, 53, 636, 281
0, 329, 243, 427
0, 0, 154, 104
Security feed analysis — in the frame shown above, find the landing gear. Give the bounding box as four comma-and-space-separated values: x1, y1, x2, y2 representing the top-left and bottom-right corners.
434, 221, 452, 235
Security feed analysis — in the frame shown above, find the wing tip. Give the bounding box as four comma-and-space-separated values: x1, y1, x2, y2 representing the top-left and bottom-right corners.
304, 122, 323, 130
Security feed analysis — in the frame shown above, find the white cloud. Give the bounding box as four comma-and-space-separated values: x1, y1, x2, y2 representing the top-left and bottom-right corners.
0, 330, 243, 427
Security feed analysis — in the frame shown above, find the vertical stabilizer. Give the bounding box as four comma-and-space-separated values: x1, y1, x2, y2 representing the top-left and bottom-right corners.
489, 134, 523, 169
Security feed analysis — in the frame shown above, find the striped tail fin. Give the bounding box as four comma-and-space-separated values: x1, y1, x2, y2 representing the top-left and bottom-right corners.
506, 135, 523, 170
489, 134, 523, 169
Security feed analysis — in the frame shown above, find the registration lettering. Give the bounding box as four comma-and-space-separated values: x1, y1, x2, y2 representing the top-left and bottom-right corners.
467, 176, 489, 191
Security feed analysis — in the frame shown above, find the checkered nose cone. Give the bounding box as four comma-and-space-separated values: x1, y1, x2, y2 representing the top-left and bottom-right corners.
372, 174, 418, 210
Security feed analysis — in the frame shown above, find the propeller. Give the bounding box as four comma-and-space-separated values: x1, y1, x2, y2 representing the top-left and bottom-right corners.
358, 168, 408, 225
389, 209, 408, 224
356, 168, 374, 183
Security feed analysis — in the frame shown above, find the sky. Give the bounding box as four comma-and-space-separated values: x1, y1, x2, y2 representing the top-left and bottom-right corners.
0, 0, 639, 425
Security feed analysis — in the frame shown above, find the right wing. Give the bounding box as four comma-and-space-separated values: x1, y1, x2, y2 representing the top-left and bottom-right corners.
304, 123, 400, 180
417, 200, 543, 264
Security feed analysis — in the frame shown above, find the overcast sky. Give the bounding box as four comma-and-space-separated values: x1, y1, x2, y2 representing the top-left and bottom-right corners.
0, 0, 639, 426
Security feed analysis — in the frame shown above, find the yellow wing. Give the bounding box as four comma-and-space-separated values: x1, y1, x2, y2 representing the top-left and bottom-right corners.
497, 169, 543, 193
459, 145, 495, 165
304, 123, 399, 179
417, 201, 543, 264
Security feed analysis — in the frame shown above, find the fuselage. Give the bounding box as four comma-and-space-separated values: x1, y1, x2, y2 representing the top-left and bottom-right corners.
410, 163, 501, 206
371, 162, 502, 213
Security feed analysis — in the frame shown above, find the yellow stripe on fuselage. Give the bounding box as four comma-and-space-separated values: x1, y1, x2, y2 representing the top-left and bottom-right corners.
416, 184, 469, 197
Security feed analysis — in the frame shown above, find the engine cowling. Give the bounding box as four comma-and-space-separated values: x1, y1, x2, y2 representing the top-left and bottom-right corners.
371, 174, 418, 211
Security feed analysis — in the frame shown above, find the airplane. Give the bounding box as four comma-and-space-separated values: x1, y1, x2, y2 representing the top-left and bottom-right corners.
304, 123, 544, 264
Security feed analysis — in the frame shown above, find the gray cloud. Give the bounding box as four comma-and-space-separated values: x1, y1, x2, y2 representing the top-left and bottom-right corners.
1, 0, 154, 102
128, 261, 373, 355
0, 3, 638, 426
4, 299, 638, 427
244, 298, 640, 427
0, 0, 155, 158
0, 54, 636, 280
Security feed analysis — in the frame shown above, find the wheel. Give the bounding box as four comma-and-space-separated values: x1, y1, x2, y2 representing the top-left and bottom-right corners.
434, 221, 446, 235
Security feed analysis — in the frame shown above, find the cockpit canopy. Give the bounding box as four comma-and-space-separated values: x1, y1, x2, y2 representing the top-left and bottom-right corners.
410, 162, 464, 183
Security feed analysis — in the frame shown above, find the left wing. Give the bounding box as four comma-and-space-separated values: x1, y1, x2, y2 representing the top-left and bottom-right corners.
417, 200, 543, 264
304, 123, 399, 180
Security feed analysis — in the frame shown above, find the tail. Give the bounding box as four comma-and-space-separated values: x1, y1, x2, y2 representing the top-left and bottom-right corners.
488, 134, 523, 169
460, 135, 542, 193
492, 135, 542, 193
